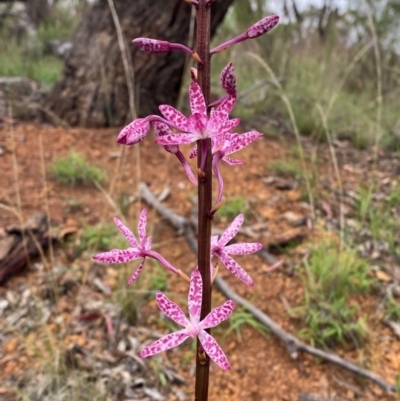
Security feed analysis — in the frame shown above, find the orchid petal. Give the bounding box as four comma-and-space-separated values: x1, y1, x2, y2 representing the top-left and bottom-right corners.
224, 242, 263, 255
113, 217, 138, 248
189, 82, 206, 115
138, 208, 147, 244
218, 214, 244, 247
189, 144, 198, 159
219, 117, 241, 134
200, 300, 234, 330
93, 249, 141, 264
198, 329, 231, 370
127, 258, 146, 285
225, 131, 263, 155
139, 329, 190, 358
188, 269, 202, 326
212, 156, 224, 205
156, 133, 198, 146
159, 105, 191, 131
117, 118, 150, 145
156, 291, 190, 327
208, 95, 236, 131
153, 121, 179, 154
216, 251, 254, 286
222, 157, 244, 165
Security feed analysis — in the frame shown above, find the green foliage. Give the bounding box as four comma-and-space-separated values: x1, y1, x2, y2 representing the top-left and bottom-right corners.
295, 241, 374, 348
385, 296, 400, 322
268, 159, 302, 178
218, 196, 248, 220
50, 150, 106, 186
0, 28, 63, 84
80, 222, 123, 252
224, 306, 269, 342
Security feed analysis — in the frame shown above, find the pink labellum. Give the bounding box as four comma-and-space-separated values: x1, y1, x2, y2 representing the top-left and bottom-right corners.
133, 38, 170, 53
246, 15, 280, 39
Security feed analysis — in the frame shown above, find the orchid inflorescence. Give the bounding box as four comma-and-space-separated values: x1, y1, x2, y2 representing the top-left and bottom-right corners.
93, 3, 278, 380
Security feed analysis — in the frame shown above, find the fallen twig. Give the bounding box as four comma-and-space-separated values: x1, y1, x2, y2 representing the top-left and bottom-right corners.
139, 182, 396, 394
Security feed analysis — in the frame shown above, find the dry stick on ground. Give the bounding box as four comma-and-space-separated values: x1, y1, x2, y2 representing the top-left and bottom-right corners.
139, 182, 397, 394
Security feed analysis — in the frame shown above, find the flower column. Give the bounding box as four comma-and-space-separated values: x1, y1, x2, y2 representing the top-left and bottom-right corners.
195, 1, 213, 400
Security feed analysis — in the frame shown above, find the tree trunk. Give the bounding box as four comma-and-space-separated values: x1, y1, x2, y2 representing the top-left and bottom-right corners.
45, 0, 235, 127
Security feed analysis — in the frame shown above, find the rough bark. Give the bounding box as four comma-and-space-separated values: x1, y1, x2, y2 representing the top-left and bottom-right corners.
45, 0, 235, 127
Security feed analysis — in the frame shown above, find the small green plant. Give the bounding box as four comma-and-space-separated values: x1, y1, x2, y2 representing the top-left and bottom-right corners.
356, 183, 375, 222
50, 150, 106, 186
268, 159, 303, 178
80, 223, 122, 252
224, 305, 269, 342
218, 196, 248, 220
295, 241, 373, 348
385, 296, 400, 322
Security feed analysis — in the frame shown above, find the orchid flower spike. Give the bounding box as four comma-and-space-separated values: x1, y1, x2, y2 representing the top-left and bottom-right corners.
210, 15, 279, 54
92, 209, 180, 285
211, 214, 263, 286
139, 269, 234, 370
208, 62, 237, 109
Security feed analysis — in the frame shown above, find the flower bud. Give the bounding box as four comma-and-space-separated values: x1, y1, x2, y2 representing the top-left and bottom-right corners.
246, 15, 279, 39
220, 63, 236, 96
133, 38, 170, 54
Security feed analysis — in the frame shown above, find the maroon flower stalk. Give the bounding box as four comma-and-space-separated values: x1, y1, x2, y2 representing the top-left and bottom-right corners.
194, 1, 213, 400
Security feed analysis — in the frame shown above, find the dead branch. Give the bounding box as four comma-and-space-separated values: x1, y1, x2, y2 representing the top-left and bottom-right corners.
139, 182, 396, 394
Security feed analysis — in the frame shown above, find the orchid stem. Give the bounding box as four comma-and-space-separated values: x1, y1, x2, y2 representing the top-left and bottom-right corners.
195, 1, 212, 400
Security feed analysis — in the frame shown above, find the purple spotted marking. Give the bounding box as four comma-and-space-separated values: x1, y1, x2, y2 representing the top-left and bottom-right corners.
246, 15, 280, 39
139, 269, 233, 370
92, 209, 179, 285
132, 38, 170, 53
220, 63, 237, 96
117, 118, 150, 145
210, 214, 263, 286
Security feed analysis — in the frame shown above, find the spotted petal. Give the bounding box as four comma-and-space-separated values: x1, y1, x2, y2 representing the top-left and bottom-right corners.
224, 131, 263, 156
208, 95, 236, 131
159, 105, 190, 131
218, 214, 244, 247
200, 300, 234, 330
188, 269, 202, 326
139, 329, 190, 358
113, 217, 138, 248
127, 258, 145, 285
189, 82, 206, 115
93, 248, 141, 264
138, 208, 148, 245
117, 118, 150, 145
216, 250, 254, 286
222, 156, 244, 165
224, 242, 263, 255
156, 291, 190, 327
198, 329, 231, 370
153, 121, 179, 154
156, 133, 198, 146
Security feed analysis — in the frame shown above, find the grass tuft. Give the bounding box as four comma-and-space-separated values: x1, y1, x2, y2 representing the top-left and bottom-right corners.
50, 150, 106, 186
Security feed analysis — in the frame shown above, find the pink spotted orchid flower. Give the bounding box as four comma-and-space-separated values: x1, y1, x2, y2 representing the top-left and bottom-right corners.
211, 214, 263, 286
154, 81, 240, 168
139, 269, 233, 370
92, 209, 181, 285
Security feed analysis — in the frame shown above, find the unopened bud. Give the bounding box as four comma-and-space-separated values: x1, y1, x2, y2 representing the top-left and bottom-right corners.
133, 38, 170, 54
220, 63, 236, 96
246, 15, 279, 39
